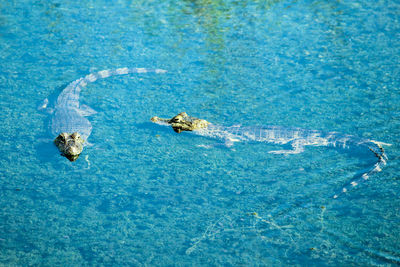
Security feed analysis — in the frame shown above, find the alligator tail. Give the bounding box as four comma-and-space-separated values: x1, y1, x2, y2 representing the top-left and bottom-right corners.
78, 67, 167, 86
56, 68, 167, 108
333, 142, 390, 199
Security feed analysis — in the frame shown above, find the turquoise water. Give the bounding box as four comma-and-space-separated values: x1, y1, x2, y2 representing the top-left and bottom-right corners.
1, 0, 399, 265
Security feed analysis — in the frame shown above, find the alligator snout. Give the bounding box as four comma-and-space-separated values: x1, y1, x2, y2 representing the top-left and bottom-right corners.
65, 144, 82, 160
151, 112, 209, 133
54, 132, 85, 161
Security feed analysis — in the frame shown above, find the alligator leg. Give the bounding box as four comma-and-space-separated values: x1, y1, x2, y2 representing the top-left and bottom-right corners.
268, 140, 304, 155
38, 98, 54, 114
224, 137, 240, 147
197, 137, 240, 149
78, 104, 97, 116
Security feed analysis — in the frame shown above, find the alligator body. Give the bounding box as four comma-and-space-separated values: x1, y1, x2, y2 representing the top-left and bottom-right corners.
151, 112, 391, 198
46, 67, 166, 161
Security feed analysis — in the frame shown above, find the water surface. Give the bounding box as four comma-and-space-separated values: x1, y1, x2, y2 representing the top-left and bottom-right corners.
0, 0, 399, 265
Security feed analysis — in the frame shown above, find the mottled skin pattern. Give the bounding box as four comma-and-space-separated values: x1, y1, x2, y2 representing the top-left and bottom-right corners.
151, 112, 391, 198
46, 67, 166, 161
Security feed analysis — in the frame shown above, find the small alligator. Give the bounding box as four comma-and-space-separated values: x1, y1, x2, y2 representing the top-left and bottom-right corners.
43, 67, 167, 161
151, 112, 391, 198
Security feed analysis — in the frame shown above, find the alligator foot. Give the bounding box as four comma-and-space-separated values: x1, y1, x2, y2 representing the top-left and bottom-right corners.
268, 146, 304, 155
268, 150, 302, 155
196, 140, 237, 150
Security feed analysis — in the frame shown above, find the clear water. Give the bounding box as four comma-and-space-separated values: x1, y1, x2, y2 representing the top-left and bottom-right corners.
0, 0, 399, 265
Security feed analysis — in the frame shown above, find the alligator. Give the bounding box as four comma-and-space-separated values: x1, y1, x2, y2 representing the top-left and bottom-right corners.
43, 67, 167, 161
151, 112, 391, 198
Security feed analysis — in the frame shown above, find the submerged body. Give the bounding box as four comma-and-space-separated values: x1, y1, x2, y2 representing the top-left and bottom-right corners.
46, 68, 167, 161
151, 112, 391, 198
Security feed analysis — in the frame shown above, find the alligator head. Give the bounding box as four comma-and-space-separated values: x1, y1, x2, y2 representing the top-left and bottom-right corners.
54, 132, 85, 161
150, 112, 209, 133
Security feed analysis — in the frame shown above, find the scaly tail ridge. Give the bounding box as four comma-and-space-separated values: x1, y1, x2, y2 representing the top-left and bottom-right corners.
80, 67, 167, 85
333, 143, 389, 199
56, 67, 167, 108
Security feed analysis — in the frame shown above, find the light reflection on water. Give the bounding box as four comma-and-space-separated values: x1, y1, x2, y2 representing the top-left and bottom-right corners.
0, 0, 399, 265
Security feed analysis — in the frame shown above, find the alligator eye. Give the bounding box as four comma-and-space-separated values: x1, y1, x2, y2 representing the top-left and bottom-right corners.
169, 117, 181, 123
71, 132, 80, 139
55, 133, 68, 145
60, 133, 69, 140
175, 116, 184, 122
